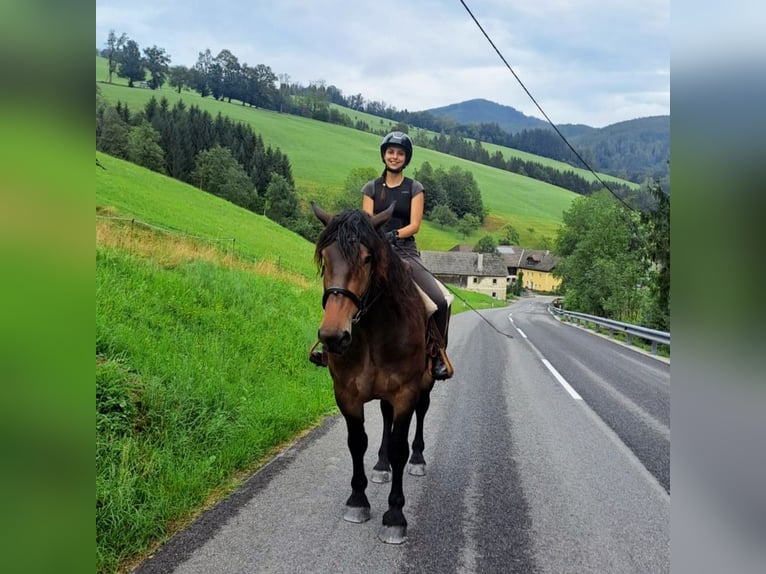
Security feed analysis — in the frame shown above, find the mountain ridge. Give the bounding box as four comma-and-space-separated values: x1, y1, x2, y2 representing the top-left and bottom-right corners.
420, 98, 669, 184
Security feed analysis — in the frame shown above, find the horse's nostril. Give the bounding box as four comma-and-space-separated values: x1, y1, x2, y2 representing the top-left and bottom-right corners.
320, 329, 352, 354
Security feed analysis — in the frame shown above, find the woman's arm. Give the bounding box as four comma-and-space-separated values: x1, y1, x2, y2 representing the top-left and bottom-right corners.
362, 195, 374, 216
397, 192, 423, 239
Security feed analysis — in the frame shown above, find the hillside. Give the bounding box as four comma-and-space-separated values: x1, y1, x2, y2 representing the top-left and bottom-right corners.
421, 98, 669, 184
568, 116, 670, 183
425, 99, 550, 133
96, 56, 579, 248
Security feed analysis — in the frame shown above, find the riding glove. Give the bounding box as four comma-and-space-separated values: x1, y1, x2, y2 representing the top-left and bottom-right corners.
385, 229, 399, 244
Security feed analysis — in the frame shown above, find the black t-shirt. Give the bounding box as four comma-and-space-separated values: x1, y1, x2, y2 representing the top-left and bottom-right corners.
361, 177, 425, 234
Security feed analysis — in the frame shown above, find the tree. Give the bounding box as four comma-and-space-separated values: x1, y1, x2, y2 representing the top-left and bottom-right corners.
336, 167, 377, 212
192, 49, 214, 97
555, 191, 648, 321
413, 162, 446, 214
474, 235, 499, 254
640, 180, 670, 330
126, 122, 166, 173
304, 80, 329, 119
143, 45, 171, 90
242, 64, 277, 109
457, 214, 480, 238
117, 39, 145, 87
513, 270, 525, 295
214, 49, 242, 103
430, 204, 458, 227
104, 30, 127, 83
168, 65, 190, 93
264, 174, 299, 225
96, 106, 129, 158
444, 166, 485, 221
499, 224, 520, 245
192, 145, 256, 208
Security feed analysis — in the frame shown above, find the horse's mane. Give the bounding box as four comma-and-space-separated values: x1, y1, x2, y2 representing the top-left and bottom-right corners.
314, 209, 422, 317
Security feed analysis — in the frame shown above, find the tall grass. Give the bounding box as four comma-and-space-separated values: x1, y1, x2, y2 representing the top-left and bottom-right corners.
96, 228, 333, 572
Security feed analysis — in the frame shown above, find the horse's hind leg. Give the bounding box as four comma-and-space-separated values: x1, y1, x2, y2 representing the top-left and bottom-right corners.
342, 414, 371, 523
408, 390, 430, 476
379, 409, 414, 544
371, 401, 392, 483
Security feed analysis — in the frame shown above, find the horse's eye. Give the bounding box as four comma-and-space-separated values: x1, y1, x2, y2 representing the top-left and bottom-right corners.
363, 255, 372, 265
320, 264, 326, 277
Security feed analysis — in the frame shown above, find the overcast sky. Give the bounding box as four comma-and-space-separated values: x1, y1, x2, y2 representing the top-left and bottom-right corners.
96, 0, 669, 128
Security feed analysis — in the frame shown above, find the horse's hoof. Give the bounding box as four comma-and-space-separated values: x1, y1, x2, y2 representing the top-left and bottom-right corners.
378, 524, 407, 544
370, 469, 391, 483
408, 463, 426, 476
343, 506, 371, 523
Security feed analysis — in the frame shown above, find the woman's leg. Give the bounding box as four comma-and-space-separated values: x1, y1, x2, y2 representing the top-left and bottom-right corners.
405, 254, 453, 380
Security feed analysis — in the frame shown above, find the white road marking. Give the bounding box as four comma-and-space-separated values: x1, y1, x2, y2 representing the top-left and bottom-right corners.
542, 358, 583, 400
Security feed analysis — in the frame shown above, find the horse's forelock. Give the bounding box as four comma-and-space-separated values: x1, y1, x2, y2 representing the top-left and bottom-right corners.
315, 209, 379, 271
314, 209, 423, 317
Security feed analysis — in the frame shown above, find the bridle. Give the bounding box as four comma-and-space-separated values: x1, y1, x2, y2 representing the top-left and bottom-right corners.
321, 283, 380, 325
321, 248, 382, 325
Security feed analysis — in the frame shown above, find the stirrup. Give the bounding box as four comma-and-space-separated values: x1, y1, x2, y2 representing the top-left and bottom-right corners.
432, 348, 454, 380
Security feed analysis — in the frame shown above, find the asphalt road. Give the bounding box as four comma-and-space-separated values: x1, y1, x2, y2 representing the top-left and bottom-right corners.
136, 295, 669, 574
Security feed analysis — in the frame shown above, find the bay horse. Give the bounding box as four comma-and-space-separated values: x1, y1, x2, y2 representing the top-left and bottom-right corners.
312, 202, 436, 544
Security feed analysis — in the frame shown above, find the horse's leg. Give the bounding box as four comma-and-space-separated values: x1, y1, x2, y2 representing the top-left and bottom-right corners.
371, 400, 392, 483
342, 414, 371, 523
408, 389, 430, 476
379, 408, 414, 544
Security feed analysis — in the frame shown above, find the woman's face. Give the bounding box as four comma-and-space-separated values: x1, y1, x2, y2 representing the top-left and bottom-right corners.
384, 145, 407, 170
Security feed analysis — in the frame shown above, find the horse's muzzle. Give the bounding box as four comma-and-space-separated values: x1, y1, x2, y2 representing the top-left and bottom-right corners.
318, 328, 352, 355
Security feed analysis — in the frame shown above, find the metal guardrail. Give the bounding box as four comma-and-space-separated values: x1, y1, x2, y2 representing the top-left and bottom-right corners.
548, 304, 670, 354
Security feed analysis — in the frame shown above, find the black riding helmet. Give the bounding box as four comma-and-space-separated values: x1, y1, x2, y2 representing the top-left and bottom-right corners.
380, 131, 413, 169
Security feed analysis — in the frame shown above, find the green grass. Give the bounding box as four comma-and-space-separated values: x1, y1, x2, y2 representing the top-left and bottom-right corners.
96, 152, 317, 279
97, 56, 582, 247
450, 287, 512, 314
96, 243, 334, 573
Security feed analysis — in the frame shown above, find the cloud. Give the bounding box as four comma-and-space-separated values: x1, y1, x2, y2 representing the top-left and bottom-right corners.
96, 0, 669, 127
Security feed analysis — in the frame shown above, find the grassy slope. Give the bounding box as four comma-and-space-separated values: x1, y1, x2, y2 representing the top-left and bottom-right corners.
96, 152, 317, 278
97, 56, 579, 247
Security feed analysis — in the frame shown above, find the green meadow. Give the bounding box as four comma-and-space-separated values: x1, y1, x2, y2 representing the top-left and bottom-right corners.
95, 152, 500, 573
97, 55, 584, 247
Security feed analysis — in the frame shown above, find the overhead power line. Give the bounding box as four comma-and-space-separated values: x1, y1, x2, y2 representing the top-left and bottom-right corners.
457, 0, 635, 211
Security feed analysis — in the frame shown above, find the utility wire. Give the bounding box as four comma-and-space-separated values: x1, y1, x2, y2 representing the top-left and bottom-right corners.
458, 0, 635, 211
443, 281, 515, 339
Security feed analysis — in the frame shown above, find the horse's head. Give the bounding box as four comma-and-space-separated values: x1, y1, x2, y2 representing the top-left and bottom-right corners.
312, 202, 394, 355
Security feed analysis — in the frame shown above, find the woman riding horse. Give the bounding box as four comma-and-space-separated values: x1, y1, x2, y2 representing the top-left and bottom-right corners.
312, 202, 436, 543
311, 131, 454, 381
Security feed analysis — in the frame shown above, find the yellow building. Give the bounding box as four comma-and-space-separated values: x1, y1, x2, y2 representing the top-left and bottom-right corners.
499, 246, 562, 294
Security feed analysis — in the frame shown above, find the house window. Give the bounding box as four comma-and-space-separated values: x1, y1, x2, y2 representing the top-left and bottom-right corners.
472, 277, 477, 284
492, 278, 497, 285
492, 292, 497, 298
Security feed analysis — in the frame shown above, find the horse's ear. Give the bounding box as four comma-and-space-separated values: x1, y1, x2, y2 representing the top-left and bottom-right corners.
311, 202, 332, 226
370, 202, 395, 230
